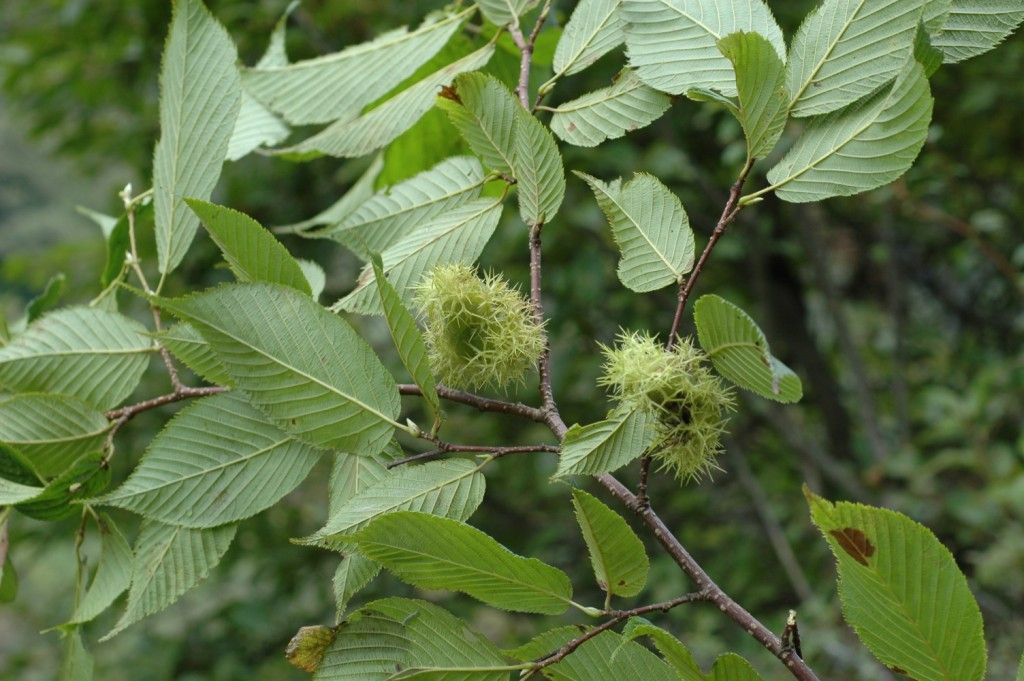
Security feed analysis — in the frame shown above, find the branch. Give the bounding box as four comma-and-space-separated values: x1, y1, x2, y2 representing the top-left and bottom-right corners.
507, 1, 551, 109
667, 158, 754, 347
527, 592, 706, 675
105, 386, 228, 422
398, 384, 547, 422
387, 443, 559, 469
595, 472, 820, 681
528, 222, 558, 415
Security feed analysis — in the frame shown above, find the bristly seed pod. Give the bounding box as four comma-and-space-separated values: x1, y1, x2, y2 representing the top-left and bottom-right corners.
599, 330, 734, 482
415, 264, 545, 392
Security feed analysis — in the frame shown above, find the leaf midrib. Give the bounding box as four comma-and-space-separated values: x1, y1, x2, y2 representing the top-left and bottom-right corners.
788, 0, 873, 109
362, 535, 571, 605
556, 2, 620, 77
249, 8, 471, 73
592, 179, 683, 278
190, 310, 398, 430
322, 466, 479, 538
104, 437, 292, 501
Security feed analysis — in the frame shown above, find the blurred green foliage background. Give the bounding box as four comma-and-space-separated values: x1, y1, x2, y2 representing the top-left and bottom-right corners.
1, 1, 1021, 679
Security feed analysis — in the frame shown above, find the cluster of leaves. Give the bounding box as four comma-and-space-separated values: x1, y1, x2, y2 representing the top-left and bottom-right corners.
1, 0, 1022, 680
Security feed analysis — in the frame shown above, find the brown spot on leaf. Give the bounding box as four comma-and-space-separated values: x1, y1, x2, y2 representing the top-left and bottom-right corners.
829, 527, 875, 566
890, 666, 908, 676
439, 84, 461, 104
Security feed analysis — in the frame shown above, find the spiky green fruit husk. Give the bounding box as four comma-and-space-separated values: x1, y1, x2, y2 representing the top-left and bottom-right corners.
599, 330, 734, 482
415, 264, 545, 392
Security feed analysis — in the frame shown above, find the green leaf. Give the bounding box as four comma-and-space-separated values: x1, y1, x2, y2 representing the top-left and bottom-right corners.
1017, 650, 1024, 681
157, 283, 400, 453
155, 322, 232, 386
709, 654, 764, 680
25, 273, 66, 324
153, 0, 242, 275
186, 198, 311, 295
693, 294, 802, 403
931, 1, 1024, 63
315, 597, 510, 681
277, 44, 495, 159
351, 511, 573, 614
550, 69, 671, 147
914, 22, 945, 77
438, 72, 519, 173
377, 107, 471, 187
103, 520, 236, 640
332, 198, 503, 315
298, 260, 326, 300
553, 0, 625, 77
576, 171, 694, 292
94, 392, 321, 527
0, 551, 17, 604
16, 452, 110, 521
546, 630, 679, 680
806, 487, 986, 681
571, 489, 648, 598
513, 105, 566, 224
622, 0, 785, 97
242, 9, 471, 125
621, 618, 704, 681
303, 459, 485, 552
504, 626, 581, 661
0, 307, 152, 410
328, 440, 402, 516
371, 255, 441, 426
100, 213, 131, 288
328, 155, 486, 259
68, 514, 132, 625
0, 475, 44, 505
58, 628, 94, 681
786, 0, 927, 117
255, 0, 296, 69
0, 395, 108, 479
332, 554, 381, 622
554, 408, 655, 478
717, 32, 787, 159
765, 60, 933, 203
0, 443, 40, 486
227, 91, 290, 161
478, 0, 536, 27
286, 625, 336, 673
278, 156, 383, 235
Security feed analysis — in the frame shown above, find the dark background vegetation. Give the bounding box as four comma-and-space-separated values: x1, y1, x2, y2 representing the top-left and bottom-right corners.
1, 1, 1021, 679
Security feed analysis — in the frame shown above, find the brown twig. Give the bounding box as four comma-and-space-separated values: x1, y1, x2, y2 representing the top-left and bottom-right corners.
507, 1, 551, 109
105, 386, 227, 423
528, 223, 558, 416
636, 455, 653, 509
527, 593, 706, 676
387, 443, 559, 469
398, 383, 547, 422
595, 472, 819, 681
667, 158, 754, 348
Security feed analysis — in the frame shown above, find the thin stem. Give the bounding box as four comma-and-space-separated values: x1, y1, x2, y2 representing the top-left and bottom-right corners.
104, 386, 228, 459
387, 443, 559, 469
636, 455, 653, 509
508, 1, 551, 109
527, 593, 706, 676
529, 222, 557, 415
667, 158, 754, 348
398, 384, 547, 422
